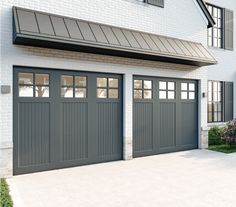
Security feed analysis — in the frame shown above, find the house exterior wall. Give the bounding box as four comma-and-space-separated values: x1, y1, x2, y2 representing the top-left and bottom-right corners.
206, 0, 236, 119
0, 0, 226, 177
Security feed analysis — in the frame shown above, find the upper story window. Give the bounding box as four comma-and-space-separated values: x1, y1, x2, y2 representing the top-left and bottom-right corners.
207, 3, 234, 50
207, 4, 223, 48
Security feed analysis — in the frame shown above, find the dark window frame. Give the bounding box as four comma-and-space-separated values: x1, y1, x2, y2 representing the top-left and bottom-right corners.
96, 77, 119, 99
18, 72, 50, 98
60, 75, 87, 99
207, 3, 224, 49
208, 80, 224, 123
133, 79, 153, 100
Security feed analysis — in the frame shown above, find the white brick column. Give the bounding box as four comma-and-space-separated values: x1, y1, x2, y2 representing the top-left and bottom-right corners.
199, 77, 209, 149
123, 72, 133, 160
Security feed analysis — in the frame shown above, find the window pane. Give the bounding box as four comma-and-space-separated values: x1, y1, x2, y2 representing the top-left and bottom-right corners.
189, 83, 195, 91
218, 82, 221, 91
218, 39, 222, 48
213, 112, 218, 122
75, 88, 86, 98
134, 80, 142, 89
35, 86, 49, 97
19, 73, 33, 85
213, 82, 218, 91
144, 90, 152, 99
218, 112, 222, 122
189, 92, 195, 100
208, 92, 212, 101
168, 82, 175, 90
208, 113, 213, 122
181, 83, 188, 91
159, 91, 166, 99
109, 78, 118, 88
75, 76, 86, 87
159, 81, 166, 90
213, 38, 218, 47
208, 28, 212, 36
97, 78, 107, 87
168, 91, 175, 99
213, 7, 218, 17
61, 76, 73, 86
213, 28, 218, 36
19, 85, 33, 97
213, 102, 218, 113
97, 89, 107, 98
218, 92, 221, 101
61, 87, 73, 98
109, 89, 118, 98
208, 81, 212, 91
181, 92, 188, 100
134, 90, 142, 99
218, 29, 221, 38
144, 80, 152, 89
208, 103, 212, 112
217, 102, 222, 112
213, 92, 218, 101
35, 74, 49, 85
218, 9, 221, 18
208, 37, 212, 46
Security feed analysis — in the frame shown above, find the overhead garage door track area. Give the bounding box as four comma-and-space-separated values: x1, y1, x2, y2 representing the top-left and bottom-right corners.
13, 67, 123, 175
133, 76, 198, 157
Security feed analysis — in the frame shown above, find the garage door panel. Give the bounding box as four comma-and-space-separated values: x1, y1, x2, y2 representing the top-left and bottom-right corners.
18, 102, 50, 167
134, 76, 198, 157
134, 102, 153, 153
62, 102, 88, 161
14, 68, 123, 175
180, 102, 198, 146
159, 102, 176, 149
97, 102, 121, 157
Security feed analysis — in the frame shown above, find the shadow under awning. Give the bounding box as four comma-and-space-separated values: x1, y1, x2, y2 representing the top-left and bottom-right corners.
13, 7, 217, 67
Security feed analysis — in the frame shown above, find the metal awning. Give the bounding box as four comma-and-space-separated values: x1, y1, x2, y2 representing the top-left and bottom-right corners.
13, 7, 217, 66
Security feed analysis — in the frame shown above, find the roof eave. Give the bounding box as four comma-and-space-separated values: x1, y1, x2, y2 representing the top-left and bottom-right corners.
196, 0, 215, 28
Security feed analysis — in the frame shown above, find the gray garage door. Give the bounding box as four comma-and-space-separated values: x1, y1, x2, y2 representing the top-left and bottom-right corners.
133, 76, 198, 157
13, 67, 123, 175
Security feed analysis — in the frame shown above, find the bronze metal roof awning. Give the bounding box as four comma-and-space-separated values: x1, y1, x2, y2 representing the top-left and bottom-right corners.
13, 7, 217, 66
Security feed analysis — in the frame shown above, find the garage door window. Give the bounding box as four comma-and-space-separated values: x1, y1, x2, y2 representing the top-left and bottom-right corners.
35, 74, 49, 97
97, 77, 119, 99
181, 83, 195, 100
18, 72, 49, 97
61, 75, 87, 98
134, 79, 152, 99
159, 81, 175, 99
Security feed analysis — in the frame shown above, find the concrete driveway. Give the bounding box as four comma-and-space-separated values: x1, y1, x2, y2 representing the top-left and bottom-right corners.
8, 150, 236, 207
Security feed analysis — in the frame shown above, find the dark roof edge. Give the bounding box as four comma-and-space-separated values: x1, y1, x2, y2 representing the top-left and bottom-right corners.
196, 0, 215, 28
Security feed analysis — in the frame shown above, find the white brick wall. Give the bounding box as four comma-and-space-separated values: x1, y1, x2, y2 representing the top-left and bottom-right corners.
0, 0, 223, 176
